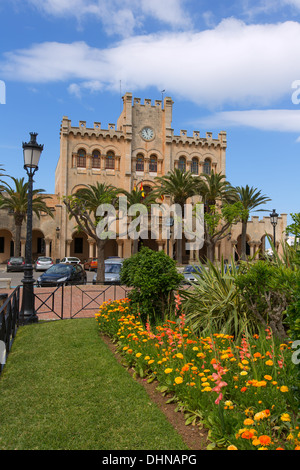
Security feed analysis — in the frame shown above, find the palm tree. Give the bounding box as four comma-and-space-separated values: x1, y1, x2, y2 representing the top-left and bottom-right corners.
235, 185, 271, 261
64, 182, 119, 283
154, 169, 198, 263
196, 171, 238, 262
118, 187, 158, 254
0, 177, 54, 257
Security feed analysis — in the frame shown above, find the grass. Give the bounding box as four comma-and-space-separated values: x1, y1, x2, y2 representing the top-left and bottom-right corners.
0, 318, 188, 450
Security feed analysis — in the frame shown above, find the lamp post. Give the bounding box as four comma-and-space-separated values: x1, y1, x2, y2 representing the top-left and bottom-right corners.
21, 132, 44, 324
270, 209, 279, 252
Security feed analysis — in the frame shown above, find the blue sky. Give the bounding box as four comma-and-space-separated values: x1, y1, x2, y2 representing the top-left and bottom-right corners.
0, 0, 300, 225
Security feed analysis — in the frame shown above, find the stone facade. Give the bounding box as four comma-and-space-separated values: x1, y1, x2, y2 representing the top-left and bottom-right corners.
0, 92, 287, 264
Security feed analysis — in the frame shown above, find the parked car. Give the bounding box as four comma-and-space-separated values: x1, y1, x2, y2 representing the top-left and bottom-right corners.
36, 263, 87, 287
34, 256, 54, 271
7, 256, 25, 272
93, 258, 124, 285
83, 258, 98, 271
60, 257, 81, 265
182, 265, 203, 284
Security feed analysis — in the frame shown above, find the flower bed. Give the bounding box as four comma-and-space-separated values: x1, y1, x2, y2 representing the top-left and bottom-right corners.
95, 298, 300, 450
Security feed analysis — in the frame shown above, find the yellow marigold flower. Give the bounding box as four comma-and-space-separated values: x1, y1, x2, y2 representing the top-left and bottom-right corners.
135, 352, 142, 358
144, 356, 150, 360
252, 438, 261, 446
265, 360, 273, 366
202, 382, 210, 387
176, 353, 184, 359
174, 376, 183, 384
192, 346, 199, 351
164, 368, 173, 374
225, 400, 233, 407
280, 386, 289, 392
281, 413, 291, 422
240, 370, 248, 376
244, 418, 254, 426
148, 359, 154, 365
197, 353, 205, 358
264, 375, 272, 381
202, 386, 212, 392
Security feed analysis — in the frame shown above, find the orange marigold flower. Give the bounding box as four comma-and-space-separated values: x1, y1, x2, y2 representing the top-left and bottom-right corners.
241, 430, 255, 439
227, 445, 238, 450
259, 435, 272, 446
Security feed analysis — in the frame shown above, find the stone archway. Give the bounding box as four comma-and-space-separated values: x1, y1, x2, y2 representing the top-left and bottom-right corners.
0, 229, 14, 263
236, 234, 251, 260
32, 229, 46, 261
70, 231, 89, 262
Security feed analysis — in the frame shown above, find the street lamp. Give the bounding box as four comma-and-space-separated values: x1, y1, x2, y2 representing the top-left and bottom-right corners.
21, 132, 44, 324
270, 209, 279, 252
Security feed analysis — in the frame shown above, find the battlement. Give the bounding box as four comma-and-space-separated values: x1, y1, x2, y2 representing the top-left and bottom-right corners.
60, 116, 126, 140
171, 129, 227, 148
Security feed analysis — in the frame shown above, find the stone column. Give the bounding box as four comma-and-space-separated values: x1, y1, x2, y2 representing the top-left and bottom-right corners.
20, 239, 26, 257
66, 239, 72, 257
87, 238, 95, 258
117, 239, 124, 258
45, 238, 51, 257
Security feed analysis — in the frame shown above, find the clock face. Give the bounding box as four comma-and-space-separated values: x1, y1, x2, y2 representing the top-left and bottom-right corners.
141, 127, 154, 141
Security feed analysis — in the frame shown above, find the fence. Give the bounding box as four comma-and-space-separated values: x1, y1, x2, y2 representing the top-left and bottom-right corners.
0, 282, 130, 374
0, 286, 20, 374
34, 283, 131, 320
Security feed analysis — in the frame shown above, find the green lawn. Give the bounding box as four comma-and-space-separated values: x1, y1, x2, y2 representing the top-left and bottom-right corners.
0, 318, 188, 450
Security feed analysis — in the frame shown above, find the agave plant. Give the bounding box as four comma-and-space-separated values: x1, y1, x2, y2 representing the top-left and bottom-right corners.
180, 258, 256, 340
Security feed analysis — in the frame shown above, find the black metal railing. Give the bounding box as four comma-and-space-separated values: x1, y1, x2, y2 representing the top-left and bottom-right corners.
34, 283, 130, 320
0, 286, 20, 375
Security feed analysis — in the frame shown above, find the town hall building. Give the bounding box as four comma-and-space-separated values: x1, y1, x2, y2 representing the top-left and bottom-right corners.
0, 92, 287, 265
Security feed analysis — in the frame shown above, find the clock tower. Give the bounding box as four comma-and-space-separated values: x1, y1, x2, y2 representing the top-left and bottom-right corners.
117, 92, 174, 192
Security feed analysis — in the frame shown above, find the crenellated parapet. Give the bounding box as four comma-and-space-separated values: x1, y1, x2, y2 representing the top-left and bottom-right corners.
170, 130, 227, 149
60, 116, 129, 141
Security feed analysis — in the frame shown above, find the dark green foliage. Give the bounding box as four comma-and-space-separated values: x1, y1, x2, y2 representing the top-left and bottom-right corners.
235, 260, 299, 340
120, 247, 183, 323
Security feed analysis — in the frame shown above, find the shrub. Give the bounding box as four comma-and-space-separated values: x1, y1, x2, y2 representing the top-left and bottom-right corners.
120, 247, 183, 323
235, 261, 299, 341
181, 258, 251, 340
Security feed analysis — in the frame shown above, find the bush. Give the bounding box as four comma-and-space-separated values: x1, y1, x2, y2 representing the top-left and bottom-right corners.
235, 260, 299, 341
181, 258, 252, 340
120, 247, 183, 323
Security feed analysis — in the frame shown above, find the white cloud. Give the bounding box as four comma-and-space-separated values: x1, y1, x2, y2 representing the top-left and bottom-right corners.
2, 19, 300, 108
25, 0, 192, 35
196, 109, 300, 132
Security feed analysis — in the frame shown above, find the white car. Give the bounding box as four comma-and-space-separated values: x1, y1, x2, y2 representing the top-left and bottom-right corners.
60, 257, 81, 265
34, 256, 54, 271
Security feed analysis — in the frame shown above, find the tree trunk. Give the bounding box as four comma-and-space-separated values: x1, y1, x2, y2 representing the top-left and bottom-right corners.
96, 239, 105, 284
240, 220, 248, 261
206, 242, 215, 263
132, 238, 139, 255
14, 214, 24, 257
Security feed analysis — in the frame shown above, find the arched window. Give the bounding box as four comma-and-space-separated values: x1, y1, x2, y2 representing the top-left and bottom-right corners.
203, 158, 211, 175
105, 151, 115, 169
92, 150, 101, 169
178, 157, 186, 172
77, 149, 86, 168
191, 157, 199, 175
149, 155, 157, 173
143, 185, 152, 197
136, 154, 144, 172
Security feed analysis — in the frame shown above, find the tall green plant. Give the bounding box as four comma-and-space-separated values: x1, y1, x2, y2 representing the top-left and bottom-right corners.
181, 258, 252, 340
120, 247, 183, 323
